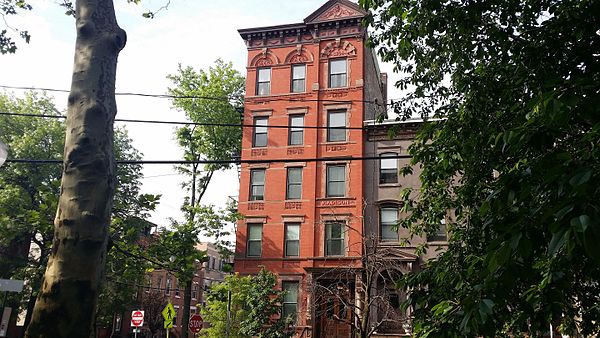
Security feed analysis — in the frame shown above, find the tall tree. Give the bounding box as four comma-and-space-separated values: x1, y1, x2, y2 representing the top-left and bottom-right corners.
361, 0, 600, 336
22, 0, 127, 335
164, 58, 244, 338
0, 92, 158, 335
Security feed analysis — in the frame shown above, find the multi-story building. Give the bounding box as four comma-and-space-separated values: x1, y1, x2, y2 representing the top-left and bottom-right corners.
111, 242, 231, 338
364, 119, 448, 337
235, 1, 387, 337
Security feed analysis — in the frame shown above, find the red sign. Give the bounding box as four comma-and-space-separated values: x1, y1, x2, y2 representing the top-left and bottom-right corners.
131, 310, 144, 327
188, 314, 203, 333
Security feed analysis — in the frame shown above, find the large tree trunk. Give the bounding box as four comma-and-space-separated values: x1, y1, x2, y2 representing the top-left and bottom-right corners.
25, 0, 126, 336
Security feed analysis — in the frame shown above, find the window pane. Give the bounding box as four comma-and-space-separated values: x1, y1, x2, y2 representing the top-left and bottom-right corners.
253, 118, 268, 147
286, 168, 302, 200
289, 115, 304, 145
257, 83, 270, 96
250, 169, 265, 200
252, 169, 265, 184
328, 165, 344, 181
330, 74, 347, 88
247, 241, 262, 256
327, 165, 345, 197
380, 156, 397, 169
327, 223, 343, 239
258, 68, 271, 81
286, 224, 300, 240
327, 239, 343, 256
292, 80, 305, 93
328, 111, 346, 142
329, 59, 347, 88
288, 168, 302, 183
283, 282, 299, 302
381, 208, 397, 223
285, 241, 299, 256
257, 68, 271, 96
381, 225, 398, 241
292, 65, 305, 79
248, 225, 262, 240
330, 59, 346, 74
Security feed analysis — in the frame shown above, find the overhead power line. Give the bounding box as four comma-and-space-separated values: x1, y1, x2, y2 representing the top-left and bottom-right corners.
0, 111, 370, 131
0, 84, 382, 105
5, 154, 411, 166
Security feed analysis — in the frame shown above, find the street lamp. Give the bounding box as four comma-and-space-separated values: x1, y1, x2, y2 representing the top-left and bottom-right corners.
0, 140, 7, 168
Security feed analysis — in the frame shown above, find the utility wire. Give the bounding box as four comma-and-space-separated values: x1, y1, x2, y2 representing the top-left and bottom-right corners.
0, 111, 368, 130
5, 154, 411, 166
0, 84, 382, 105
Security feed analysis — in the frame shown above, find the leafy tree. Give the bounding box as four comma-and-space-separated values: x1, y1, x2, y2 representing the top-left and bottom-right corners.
0, 92, 159, 335
361, 0, 600, 336
158, 59, 244, 338
1, 1, 170, 336
140, 289, 169, 338
200, 269, 292, 338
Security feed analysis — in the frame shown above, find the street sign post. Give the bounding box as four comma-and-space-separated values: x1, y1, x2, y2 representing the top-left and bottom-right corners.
188, 313, 203, 334
0, 280, 24, 293
162, 302, 176, 338
0, 307, 11, 337
130, 310, 144, 338
0, 279, 23, 337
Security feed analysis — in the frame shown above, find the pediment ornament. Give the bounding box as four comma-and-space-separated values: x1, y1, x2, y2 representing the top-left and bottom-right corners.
318, 4, 361, 21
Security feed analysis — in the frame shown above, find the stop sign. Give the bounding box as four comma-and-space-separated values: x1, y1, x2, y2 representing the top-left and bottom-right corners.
131, 310, 144, 327
188, 313, 203, 333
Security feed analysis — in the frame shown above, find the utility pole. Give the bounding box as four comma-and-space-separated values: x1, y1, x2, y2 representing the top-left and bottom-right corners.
226, 289, 231, 338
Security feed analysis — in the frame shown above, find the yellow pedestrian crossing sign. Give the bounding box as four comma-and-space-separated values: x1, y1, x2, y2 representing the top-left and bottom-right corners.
162, 302, 176, 326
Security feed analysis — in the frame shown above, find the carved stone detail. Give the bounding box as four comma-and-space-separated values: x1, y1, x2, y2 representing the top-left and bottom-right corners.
318, 4, 361, 21
326, 145, 347, 152
255, 58, 273, 67
251, 148, 268, 156
250, 48, 280, 67
287, 148, 304, 156
285, 45, 314, 64
285, 201, 303, 210
316, 199, 356, 208
320, 40, 357, 59
248, 202, 265, 211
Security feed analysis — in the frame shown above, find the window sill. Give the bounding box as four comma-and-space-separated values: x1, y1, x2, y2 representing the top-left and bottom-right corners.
379, 183, 401, 188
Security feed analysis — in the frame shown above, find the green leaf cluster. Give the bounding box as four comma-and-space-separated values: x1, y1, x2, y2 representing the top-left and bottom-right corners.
361, 0, 600, 336
200, 269, 293, 338
0, 91, 159, 327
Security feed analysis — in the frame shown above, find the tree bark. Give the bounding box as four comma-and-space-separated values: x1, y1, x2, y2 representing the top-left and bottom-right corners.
25, 0, 126, 336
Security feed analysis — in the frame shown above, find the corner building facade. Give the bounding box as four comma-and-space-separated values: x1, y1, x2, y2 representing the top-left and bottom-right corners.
235, 1, 386, 337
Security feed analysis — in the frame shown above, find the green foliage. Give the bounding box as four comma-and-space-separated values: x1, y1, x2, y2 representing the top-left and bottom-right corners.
0, 0, 32, 54
361, 0, 600, 336
0, 91, 159, 327
200, 269, 293, 338
160, 58, 244, 338
168, 58, 245, 172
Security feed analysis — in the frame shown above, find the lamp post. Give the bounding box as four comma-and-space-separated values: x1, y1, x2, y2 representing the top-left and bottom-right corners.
0, 141, 7, 168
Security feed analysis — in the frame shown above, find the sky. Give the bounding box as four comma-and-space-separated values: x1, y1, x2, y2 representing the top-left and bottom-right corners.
0, 0, 401, 229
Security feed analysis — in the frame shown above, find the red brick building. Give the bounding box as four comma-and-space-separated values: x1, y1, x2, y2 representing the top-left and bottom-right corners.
235, 1, 387, 337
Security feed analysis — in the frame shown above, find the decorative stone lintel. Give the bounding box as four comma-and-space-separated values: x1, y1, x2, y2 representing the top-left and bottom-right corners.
316, 198, 356, 208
